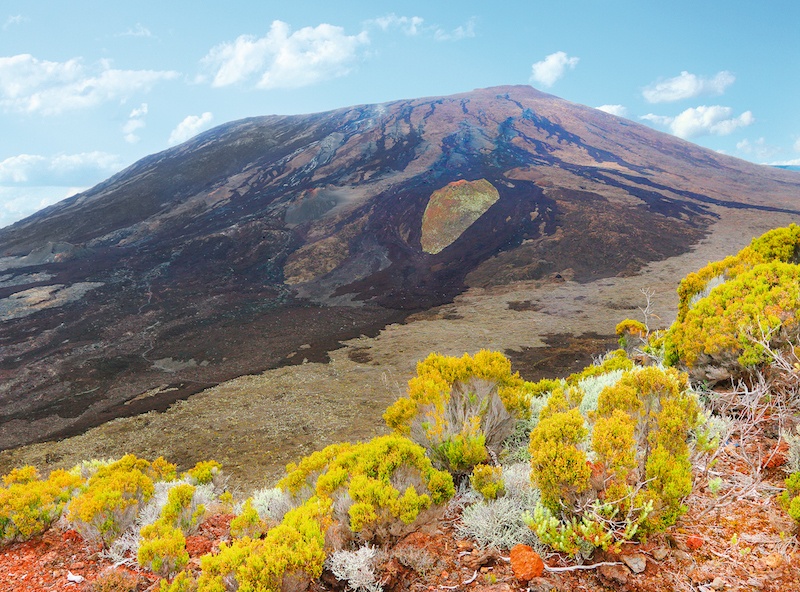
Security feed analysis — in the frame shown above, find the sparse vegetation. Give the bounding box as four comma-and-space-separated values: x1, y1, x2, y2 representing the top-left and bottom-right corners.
4, 226, 800, 591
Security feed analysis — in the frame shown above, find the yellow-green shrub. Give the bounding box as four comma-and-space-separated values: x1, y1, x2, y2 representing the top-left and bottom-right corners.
527, 366, 702, 555
675, 223, 800, 322
384, 350, 534, 431
385, 351, 530, 476
137, 520, 189, 577
0, 467, 82, 544
278, 434, 453, 541
664, 261, 800, 374
778, 472, 800, 523
197, 496, 331, 592
185, 460, 221, 485
67, 454, 175, 545
469, 464, 505, 500
159, 570, 197, 592
230, 498, 267, 539
160, 483, 205, 534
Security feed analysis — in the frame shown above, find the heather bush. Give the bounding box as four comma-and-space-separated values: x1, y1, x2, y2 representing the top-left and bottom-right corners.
384, 352, 535, 476
137, 520, 189, 577
67, 454, 176, 545
779, 472, 800, 523
526, 365, 705, 555
469, 464, 504, 500
197, 496, 331, 592
0, 466, 82, 545
278, 434, 453, 543
660, 225, 800, 382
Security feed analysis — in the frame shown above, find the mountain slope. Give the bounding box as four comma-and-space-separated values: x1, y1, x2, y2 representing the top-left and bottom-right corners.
1, 85, 799, 450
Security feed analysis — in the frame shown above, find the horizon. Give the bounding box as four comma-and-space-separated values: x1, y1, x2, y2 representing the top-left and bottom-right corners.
1, 1, 798, 228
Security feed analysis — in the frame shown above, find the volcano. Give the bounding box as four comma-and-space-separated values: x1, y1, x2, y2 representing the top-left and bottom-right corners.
1, 85, 799, 450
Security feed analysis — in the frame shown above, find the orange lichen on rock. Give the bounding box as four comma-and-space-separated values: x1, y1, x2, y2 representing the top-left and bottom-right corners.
420, 178, 500, 254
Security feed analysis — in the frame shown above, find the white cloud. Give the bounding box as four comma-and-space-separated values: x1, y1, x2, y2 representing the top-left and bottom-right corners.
596, 104, 628, 117
640, 105, 754, 139
168, 112, 214, 145
369, 14, 424, 36
0, 186, 86, 229
3, 14, 27, 30
123, 102, 148, 143
530, 51, 579, 88
201, 20, 369, 89
643, 70, 735, 103
118, 23, 152, 38
736, 137, 780, 160
0, 54, 178, 115
433, 18, 476, 41
0, 152, 122, 185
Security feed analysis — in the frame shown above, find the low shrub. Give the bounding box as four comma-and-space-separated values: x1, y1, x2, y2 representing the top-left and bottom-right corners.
67, 454, 176, 545
197, 496, 331, 592
469, 464, 505, 501
526, 365, 704, 555
137, 520, 189, 577
0, 467, 82, 545
278, 434, 454, 543
778, 472, 800, 523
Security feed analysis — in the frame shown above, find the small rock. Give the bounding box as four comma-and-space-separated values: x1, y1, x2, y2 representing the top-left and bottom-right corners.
598, 562, 629, 587
764, 553, 783, 568
746, 576, 766, 589
710, 576, 726, 590
686, 535, 704, 550
673, 550, 692, 562
70, 562, 85, 570
526, 577, 557, 592
462, 548, 500, 570
621, 553, 647, 574
652, 547, 669, 561
67, 572, 85, 583
510, 544, 544, 583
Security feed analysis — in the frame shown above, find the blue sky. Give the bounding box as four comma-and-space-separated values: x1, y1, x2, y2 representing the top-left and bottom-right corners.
1, 1, 798, 228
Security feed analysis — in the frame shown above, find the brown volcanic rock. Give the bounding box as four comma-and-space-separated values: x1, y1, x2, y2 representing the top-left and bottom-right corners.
1, 85, 799, 450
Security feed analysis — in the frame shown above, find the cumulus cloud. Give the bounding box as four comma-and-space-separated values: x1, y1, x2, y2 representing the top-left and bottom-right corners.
368, 14, 424, 35
0, 54, 178, 115
123, 102, 148, 143
201, 20, 369, 89
530, 51, 579, 88
168, 112, 214, 145
596, 104, 628, 117
643, 70, 735, 103
640, 105, 754, 139
0, 151, 122, 186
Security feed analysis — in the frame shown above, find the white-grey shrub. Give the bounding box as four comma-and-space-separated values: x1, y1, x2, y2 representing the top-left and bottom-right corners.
251, 486, 294, 523
577, 369, 625, 416
327, 545, 383, 592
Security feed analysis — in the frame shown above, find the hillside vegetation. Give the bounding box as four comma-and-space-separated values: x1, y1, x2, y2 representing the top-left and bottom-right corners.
2, 225, 800, 591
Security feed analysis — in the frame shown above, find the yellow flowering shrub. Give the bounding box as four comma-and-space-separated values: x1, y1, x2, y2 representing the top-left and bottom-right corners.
278, 434, 453, 540
527, 366, 703, 555
0, 467, 82, 544
197, 496, 331, 592
67, 454, 175, 545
